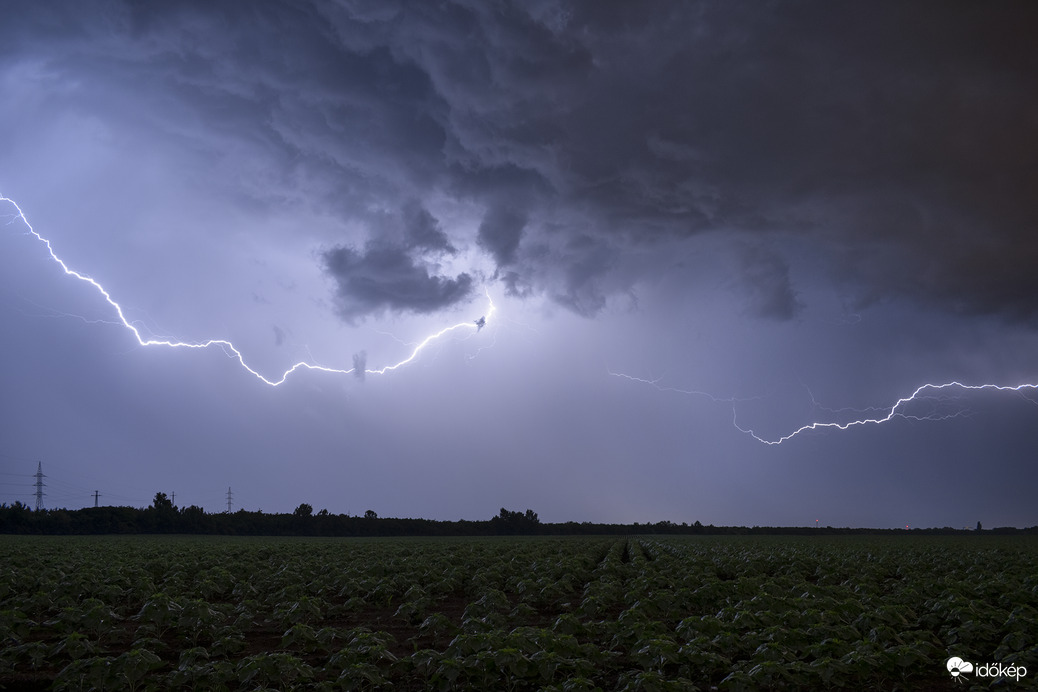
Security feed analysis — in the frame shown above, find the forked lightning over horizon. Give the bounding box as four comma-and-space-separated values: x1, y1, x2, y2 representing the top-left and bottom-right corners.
610, 369, 1038, 446
5, 191, 1035, 444
736, 381, 1038, 444
2, 195, 495, 387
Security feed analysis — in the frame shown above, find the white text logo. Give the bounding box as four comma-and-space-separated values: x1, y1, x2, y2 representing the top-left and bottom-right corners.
947, 656, 1027, 683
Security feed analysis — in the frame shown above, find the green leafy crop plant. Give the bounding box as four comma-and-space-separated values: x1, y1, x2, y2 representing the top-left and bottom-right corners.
1, 534, 1035, 690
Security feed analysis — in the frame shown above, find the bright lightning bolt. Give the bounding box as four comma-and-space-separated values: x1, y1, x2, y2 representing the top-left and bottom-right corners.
735, 381, 1038, 445
611, 369, 1038, 445
2, 194, 495, 386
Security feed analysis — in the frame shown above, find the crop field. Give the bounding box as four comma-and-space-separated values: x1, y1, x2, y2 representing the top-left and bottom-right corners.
1, 535, 1035, 690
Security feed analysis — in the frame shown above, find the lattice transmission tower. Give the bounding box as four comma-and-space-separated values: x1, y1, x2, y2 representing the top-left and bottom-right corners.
33, 461, 45, 510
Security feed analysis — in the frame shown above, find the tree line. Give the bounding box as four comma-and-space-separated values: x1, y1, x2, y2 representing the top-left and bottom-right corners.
1, 494, 1034, 536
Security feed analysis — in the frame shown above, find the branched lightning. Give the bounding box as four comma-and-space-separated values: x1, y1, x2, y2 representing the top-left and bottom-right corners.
736, 381, 1038, 445
2, 194, 495, 386
611, 368, 1038, 445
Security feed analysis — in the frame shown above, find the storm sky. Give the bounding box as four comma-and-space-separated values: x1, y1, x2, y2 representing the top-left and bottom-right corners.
2, 1, 1037, 528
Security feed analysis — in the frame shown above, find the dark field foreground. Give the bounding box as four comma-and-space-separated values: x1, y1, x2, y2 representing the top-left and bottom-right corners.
1, 535, 1035, 690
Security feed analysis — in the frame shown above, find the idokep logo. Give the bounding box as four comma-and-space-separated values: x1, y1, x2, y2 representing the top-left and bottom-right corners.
946, 657, 973, 680
947, 656, 1028, 683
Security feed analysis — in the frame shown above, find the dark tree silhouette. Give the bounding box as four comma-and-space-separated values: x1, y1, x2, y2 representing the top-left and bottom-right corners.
152, 493, 175, 512
2, 497, 1036, 537
491, 508, 541, 535
148, 492, 177, 532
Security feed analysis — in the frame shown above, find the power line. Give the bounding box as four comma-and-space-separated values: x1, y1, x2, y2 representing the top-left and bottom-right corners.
33, 459, 153, 502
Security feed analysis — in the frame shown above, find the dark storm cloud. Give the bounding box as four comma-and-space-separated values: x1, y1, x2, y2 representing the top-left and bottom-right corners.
401, 201, 454, 254
477, 205, 526, 267
388, 0, 1037, 319
9, 0, 1037, 320
322, 244, 472, 321
348, 0, 1037, 320
319, 199, 467, 320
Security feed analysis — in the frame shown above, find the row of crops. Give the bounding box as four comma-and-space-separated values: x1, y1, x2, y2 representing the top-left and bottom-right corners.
1, 534, 1036, 690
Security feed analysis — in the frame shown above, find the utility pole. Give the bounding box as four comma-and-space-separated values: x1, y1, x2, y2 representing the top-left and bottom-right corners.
171, 491, 175, 507
226, 486, 233, 513
33, 462, 45, 511
94, 490, 100, 508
